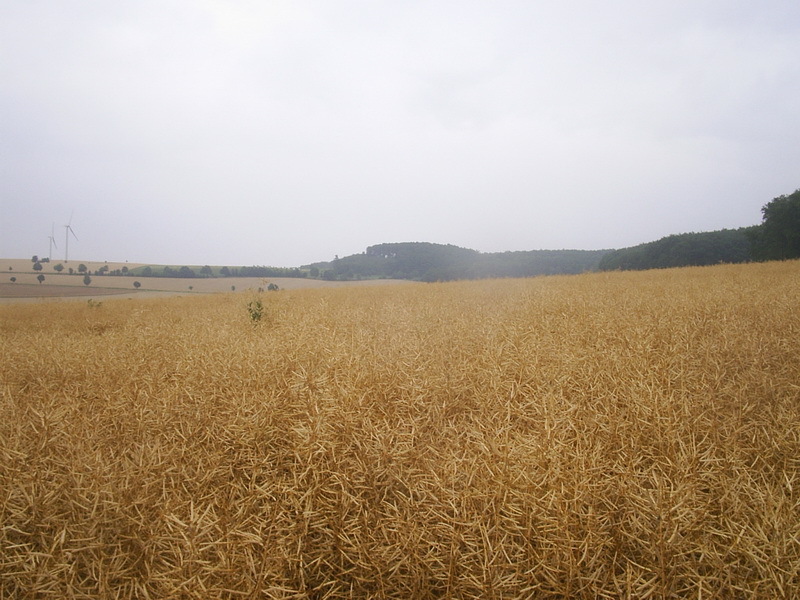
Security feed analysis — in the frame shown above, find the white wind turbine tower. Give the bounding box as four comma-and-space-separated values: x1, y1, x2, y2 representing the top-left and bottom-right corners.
48, 223, 58, 261
64, 214, 78, 263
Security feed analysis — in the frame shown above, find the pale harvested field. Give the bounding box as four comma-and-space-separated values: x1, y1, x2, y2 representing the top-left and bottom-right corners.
1, 261, 799, 598
0, 259, 407, 303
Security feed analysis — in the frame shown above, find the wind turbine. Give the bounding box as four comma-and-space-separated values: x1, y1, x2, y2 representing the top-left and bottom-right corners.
64, 214, 78, 263
48, 223, 58, 261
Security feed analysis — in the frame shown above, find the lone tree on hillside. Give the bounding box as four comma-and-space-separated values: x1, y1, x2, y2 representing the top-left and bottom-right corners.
53, 263, 64, 272
133, 281, 141, 289
83, 274, 92, 286
37, 274, 45, 284
33, 262, 43, 272
755, 189, 800, 260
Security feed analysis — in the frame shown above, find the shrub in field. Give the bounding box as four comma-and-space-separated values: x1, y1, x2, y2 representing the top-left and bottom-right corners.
1, 261, 799, 598
246, 297, 264, 323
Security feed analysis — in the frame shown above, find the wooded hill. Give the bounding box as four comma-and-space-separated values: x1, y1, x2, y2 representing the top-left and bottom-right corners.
305, 243, 610, 282
599, 188, 799, 271
305, 188, 799, 281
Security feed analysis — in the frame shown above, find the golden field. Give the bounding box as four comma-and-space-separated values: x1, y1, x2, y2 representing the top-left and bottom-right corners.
1, 261, 799, 599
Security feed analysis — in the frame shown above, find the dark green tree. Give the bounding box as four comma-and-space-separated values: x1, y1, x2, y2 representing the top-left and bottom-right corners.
83, 274, 92, 286
37, 274, 45, 284
33, 262, 43, 272
53, 263, 64, 272
200, 265, 213, 277
133, 281, 141, 289
78, 263, 88, 273
755, 189, 800, 260
10, 276, 16, 283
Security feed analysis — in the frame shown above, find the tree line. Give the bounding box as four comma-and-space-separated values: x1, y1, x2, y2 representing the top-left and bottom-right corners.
128, 265, 308, 279
599, 189, 800, 271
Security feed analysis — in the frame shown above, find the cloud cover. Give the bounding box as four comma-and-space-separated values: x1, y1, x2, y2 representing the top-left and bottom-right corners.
2, 0, 799, 266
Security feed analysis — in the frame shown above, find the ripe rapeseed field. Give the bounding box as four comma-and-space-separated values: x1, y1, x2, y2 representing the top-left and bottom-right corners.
1, 261, 799, 598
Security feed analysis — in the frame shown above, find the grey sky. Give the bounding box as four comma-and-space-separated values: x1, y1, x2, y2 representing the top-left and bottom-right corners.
2, 1, 799, 267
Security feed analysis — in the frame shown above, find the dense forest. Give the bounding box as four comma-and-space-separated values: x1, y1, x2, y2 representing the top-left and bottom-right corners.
305, 243, 610, 282
597, 228, 758, 271
600, 188, 799, 271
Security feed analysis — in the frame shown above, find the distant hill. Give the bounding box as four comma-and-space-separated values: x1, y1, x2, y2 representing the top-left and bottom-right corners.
305, 242, 610, 282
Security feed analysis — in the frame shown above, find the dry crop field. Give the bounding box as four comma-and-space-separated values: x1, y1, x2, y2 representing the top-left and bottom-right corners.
1, 261, 799, 599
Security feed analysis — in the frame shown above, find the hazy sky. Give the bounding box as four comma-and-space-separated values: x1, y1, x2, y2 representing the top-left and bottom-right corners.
2, 1, 799, 267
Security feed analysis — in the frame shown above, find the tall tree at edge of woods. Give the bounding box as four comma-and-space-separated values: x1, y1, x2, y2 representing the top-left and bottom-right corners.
755, 189, 800, 260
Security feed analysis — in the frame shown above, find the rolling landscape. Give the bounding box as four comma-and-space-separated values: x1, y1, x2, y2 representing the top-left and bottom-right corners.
4, 1, 799, 596
2, 199, 798, 596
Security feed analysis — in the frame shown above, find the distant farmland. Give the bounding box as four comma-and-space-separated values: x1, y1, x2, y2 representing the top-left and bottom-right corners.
1, 261, 799, 598
0, 258, 407, 303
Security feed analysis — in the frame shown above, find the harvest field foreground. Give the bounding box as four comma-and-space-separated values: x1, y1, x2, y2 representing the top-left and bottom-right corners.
1, 261, 799, 598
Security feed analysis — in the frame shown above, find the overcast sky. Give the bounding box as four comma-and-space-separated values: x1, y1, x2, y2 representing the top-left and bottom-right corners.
2, 1, 799, 267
